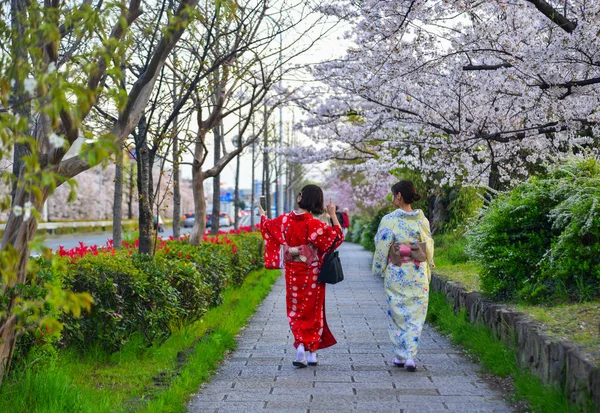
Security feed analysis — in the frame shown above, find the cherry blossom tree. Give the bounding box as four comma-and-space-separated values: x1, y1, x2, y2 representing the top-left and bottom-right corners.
296, 0, 600, 190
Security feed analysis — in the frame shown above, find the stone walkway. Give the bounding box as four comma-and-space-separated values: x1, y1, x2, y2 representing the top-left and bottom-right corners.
188, 242, 514, 413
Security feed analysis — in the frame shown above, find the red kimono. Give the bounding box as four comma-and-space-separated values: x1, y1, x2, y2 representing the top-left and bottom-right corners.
260, 211, 344, 351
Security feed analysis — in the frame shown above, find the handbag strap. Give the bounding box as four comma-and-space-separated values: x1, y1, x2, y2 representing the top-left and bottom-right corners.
325, 234, 339, 255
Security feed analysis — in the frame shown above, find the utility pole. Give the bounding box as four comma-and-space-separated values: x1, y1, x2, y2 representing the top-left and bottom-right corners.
250, 117, 256, 231
276, 29, 284, 215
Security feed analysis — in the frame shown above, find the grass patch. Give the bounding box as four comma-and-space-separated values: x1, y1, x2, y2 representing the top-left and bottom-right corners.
0, 268, 281, 413
426, 292, 576, 413
433, 233, 481, 291
516, 302, 600, 364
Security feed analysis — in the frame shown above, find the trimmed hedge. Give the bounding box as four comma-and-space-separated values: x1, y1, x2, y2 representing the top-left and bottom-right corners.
16, 233, 263, 357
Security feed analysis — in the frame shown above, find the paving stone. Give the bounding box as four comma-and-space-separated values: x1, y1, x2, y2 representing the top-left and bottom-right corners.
265, 400, 357, 410
186, 243, 514, 412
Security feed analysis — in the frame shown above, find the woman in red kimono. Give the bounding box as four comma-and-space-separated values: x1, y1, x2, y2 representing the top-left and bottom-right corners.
259, 184, 344, 367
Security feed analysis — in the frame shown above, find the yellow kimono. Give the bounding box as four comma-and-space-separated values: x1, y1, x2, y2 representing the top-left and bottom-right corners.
372, 209, 434, 360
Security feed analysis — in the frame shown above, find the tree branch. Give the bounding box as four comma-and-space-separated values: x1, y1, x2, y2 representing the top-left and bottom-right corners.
463, 63, 512, 71
524, 0, 577, 33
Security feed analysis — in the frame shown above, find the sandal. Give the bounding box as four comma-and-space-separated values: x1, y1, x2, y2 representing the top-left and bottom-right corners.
293, 344, 307, 368
392, 357, 405, 368
307, 352, 318, 366
405, 359, 417, 372
292, 358, 308, 368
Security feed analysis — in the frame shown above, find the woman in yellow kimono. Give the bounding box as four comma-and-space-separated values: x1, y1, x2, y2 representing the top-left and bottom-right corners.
372, 180, 434, 372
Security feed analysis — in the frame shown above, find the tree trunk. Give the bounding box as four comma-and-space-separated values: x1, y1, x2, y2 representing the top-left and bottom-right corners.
234, 151, 240, 230
9, 0, 29, 203
190, 170, 207, 244
485, 160, 501, 206
250, 139, 256, 231
172, 127, 181, 240
0, 184, 45, 384
113, 144, 124, 249
136, 116, 153, 254
428, 193, 447, 235
127, 162, 134, 219
211, 122, 222, 234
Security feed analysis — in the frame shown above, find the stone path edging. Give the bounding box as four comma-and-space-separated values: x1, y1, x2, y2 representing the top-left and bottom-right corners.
430, 275, 600, 412
188, 242, 514, 413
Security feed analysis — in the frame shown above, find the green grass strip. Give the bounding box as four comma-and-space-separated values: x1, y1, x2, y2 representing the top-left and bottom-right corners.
140, 268, 281, 412
426, 292, 578, 413
0, 268, 280, 413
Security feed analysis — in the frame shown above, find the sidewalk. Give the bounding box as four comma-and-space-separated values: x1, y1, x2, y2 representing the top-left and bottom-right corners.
188, 242, 514, 413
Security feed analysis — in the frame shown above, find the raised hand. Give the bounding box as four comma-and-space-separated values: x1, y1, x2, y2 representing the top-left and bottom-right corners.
326, 198, 336, 217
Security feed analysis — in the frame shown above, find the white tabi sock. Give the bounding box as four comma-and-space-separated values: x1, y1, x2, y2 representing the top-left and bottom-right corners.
307, 351, 317, 364
296, 344, 306, 362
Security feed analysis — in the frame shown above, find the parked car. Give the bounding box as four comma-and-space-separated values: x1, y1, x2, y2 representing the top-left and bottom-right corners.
203, 212, 232, 227
183, 213, 195, 228
153, 215, 164, 233
219, 212, 231, 227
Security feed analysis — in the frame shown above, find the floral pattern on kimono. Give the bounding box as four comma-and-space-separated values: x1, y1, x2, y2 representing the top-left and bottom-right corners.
260, 211, 344, 351
372, 209, 434, 359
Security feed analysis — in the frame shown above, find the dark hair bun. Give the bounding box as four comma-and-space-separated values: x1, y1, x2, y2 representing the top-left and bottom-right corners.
391, 180, 421, 205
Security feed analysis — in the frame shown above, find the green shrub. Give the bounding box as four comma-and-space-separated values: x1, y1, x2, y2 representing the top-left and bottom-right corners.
6, 256, 65, 370
349, 216, 369, 244
360, 206, 394, 252
542, 160, 600, 301
468, 179, 560, 301
159, 233, 263, 305
440, 186, 485, 234
228, 233, 264, 284
130, 254, 212, 329
61, 253, 156, 351
469, 158, 600, 302
17, 233, 264, 354
161, 241, 232, 307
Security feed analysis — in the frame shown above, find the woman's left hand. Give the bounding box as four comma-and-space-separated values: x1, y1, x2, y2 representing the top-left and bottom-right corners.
326, 199, 341, 227
326, 198, 336, 218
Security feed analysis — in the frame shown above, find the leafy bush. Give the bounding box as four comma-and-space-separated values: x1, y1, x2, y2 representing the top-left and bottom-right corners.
349, 216, 370, 244
542, 160, 600, 301
440, 186, 485, 235
130, 254, 212, 328
161, 241, 232, 307
17, 232, 264, 354
469, 158, 600, 302
8, 257, 66, 369
61, 253, 159, 351
360, 206, 394, 252
228, 233, 264, 284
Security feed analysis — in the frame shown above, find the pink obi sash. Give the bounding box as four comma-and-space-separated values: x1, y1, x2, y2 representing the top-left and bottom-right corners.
388, 243, 424, 268
283, 244, 317, 264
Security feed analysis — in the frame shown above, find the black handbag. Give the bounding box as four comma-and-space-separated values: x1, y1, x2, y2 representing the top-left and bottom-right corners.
318, 237, 344, 284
